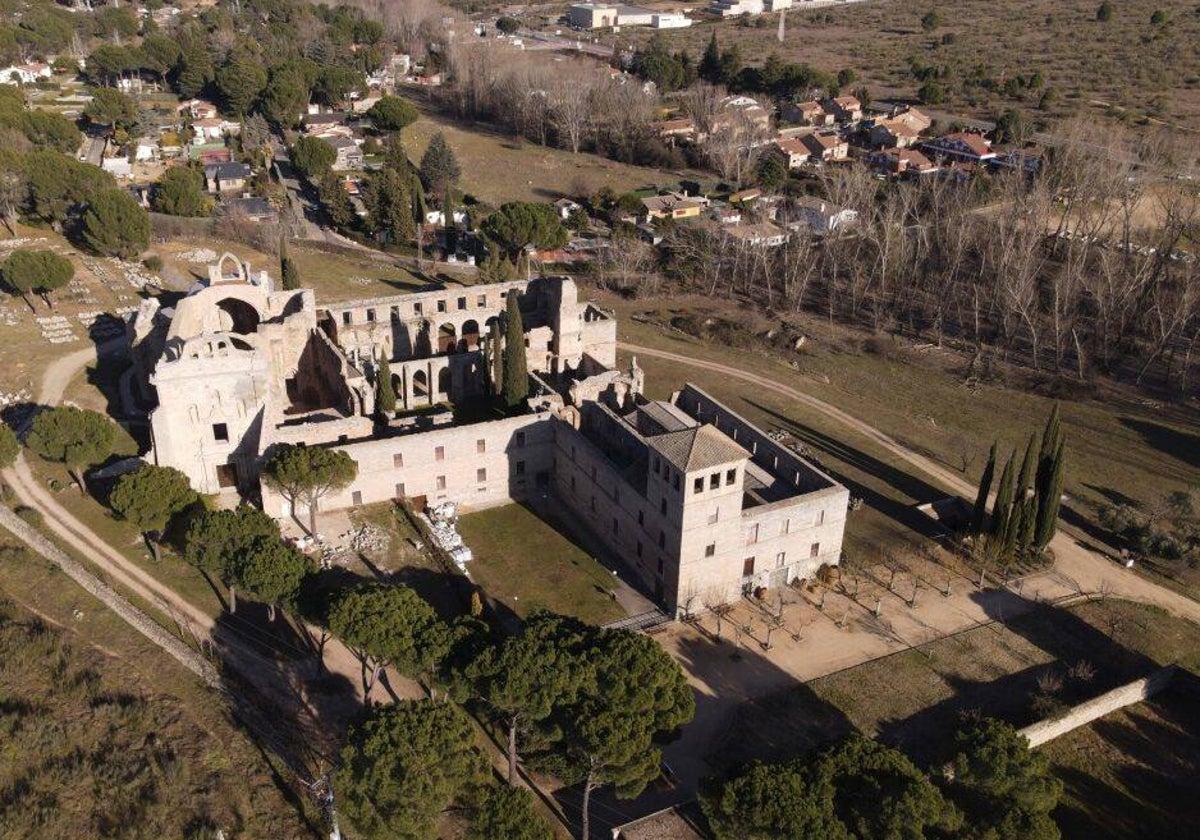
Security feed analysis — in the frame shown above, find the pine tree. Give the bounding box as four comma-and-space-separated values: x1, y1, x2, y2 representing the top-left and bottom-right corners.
377, 356, 396, 418
970, 442, 997, 535
989, 451, 1017, 543
501, 292, 528, 411
1034, 439, 1066, 549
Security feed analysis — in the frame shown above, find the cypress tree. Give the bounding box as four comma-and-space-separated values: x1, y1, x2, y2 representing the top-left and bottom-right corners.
1015, 434, 1038, 549
280, 235, 300, 291
699, 32, 721, 83
1034, 438, 1066, 549
970, 442, 997, 535
501, 292, 529, 410
376, 356, 396, 418
990, 451, 1017, 541
1035, 403, 1064, 541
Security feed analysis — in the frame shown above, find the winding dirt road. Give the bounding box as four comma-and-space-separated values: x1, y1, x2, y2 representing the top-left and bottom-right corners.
621, 342, 1200, 624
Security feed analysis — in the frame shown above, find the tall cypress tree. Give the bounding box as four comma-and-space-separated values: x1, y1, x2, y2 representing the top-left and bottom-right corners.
1034, 439, 1066, 549
280, 235, 301, 291
970, 442, 997, 535
501, 292, 528, 410
1035, 403, 1064, 542
1014, 434, 1038, 549
990, 451, 1017, 542
376, 356, 396, 418
699, 32, 721, 83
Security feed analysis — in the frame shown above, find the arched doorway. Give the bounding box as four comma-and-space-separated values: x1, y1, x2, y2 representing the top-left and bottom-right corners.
413, 369, 429, 400
216, 297, 260, 335
460, 319, 480, 351
437, 367, 451, 396
438, 323, 457, 354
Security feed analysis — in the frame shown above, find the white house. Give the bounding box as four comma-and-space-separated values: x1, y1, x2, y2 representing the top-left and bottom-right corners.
651, 13, 693, 28
0, 63, 51, 86
134, 138, 159, 162
788, 197, 858, 235
553, 198, 582, 220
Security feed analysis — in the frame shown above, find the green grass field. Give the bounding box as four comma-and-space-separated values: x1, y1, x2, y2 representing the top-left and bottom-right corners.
457, 503, 626, 625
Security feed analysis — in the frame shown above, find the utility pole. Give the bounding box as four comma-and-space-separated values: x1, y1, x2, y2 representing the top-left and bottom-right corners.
303, 773, 343, 840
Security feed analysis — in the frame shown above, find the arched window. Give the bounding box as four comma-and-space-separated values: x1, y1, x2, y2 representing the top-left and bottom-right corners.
216, 297, 260, 335
437, 323, 457, 354
413, 369, 429, 398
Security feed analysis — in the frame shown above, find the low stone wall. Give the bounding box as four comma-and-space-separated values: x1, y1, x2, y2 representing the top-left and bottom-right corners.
0, 505, 221, 690
1019, 666, 1177, 748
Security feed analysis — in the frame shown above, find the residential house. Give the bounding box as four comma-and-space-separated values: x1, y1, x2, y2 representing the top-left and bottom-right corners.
922, 132, 996, 164
866, 148, 939, 178
101, 156, 132, 179
710, 0, 764, 16
801, 131, 849, 163
709, 203, 741, 225
641, 191, 710, 221
729, 188, 762, 206
781, 100, 833, 127
615, 5, 656, 26
868, 108, 931, 149
0, 63, 51, 85
787, 196, 858, 235
654, 117, 696, 144
325, 136, 364, 171
133, 137, 159, 163
303, 112, 349, 135
824, 95, 863, 123
710, 95, 771, 135
553, 198, 583, 220
220, 197, 278, 223
651, 13, 692, 27
724, 222, 788, 248
774, 137, 810, 169
204, 161, 252, 193
568, 3, 619, 28
179, 99, 220, 121
990, 148, 1044, 175
192, 119, 227, 143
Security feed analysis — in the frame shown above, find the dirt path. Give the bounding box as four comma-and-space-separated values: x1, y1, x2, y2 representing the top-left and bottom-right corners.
621, 342, 1200, 624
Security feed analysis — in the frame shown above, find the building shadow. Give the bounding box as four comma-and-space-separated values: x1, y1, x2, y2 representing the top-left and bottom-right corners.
551, 628, 855, 838
744, 398, 949, 542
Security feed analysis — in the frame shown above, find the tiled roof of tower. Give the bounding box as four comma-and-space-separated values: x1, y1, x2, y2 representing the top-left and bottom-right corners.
649, 424, 748, 473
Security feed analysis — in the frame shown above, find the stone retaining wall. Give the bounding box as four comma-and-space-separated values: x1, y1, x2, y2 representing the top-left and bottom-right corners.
1019, 666, 1177, 748
0, 505, 221, 689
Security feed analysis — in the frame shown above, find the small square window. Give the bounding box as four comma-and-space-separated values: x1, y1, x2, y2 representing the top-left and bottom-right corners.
693, 477, 704, 494
435, 446, 445, 461
366, 309, 376, 322
393, 453, 404, 468
212, 423, 229, 442
476, 439, 486, 454
477, 467, 487, 482
437, 299, 447, 313
704, 543, 716, 558
457, 296, 467, 310
515, 460, 526, 475
476, 294, 487, 306
710, 473, 720, 490
342, 311, 351, 325
436, 475, 447, 490
810, 542, 820, 558
776, 551, 787, 567
516, 432, 527, 447
395, 482, 406, 497
743, 557, 755, 576
414, 302, 423, 315
352, 490, 363, 505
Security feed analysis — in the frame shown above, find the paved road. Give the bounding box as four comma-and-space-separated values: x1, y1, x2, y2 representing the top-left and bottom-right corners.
621, 342, 1200, 624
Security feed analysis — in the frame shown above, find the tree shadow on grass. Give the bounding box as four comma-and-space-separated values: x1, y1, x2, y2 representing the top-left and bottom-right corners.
1119, 416, 1200, 471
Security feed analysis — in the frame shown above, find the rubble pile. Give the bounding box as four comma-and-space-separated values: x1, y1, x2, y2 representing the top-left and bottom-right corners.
37, 315, 77, 344
178, 248, 218, 264
424, 502, 473, 573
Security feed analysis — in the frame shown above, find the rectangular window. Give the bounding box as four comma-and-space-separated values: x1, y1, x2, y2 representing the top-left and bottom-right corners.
414, 301, 423, 315
776, 551, 786, 567
212, 423, 229, 442
436, 475, 447, 490
704, 543, 716, 557
810, 542, 821, 558
435, 446, 445, 461
672, 473, 680, 491
781, 519, 789, 536
747, 524, 759, 545
342, 311, 351, 325
693, 477, 704, 494
457, 296, 467, 310
436, 299, 447, 313
476, 439, 486, 454
708, 509, 719, 525
390, 306, 400, 321
366, 309, 376, 322
352, 490, 363, 505
476, 294, 487, 306
710, 473, 720, 490
393, 453, 404, 468
743, 557, 755, 576
726, 468, 737, 485
515, 460, 526, 476
516, 431, 527, 447
477, 467, 487, 483
815, 509, 825, 526
395, 482, 406, 497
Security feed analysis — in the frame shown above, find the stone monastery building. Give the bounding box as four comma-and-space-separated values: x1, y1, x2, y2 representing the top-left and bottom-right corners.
129, 255, 848, 615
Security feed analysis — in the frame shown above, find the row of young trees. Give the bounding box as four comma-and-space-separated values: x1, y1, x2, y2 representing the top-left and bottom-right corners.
702, 719, 1064, 840
969, 405, 1067, 563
